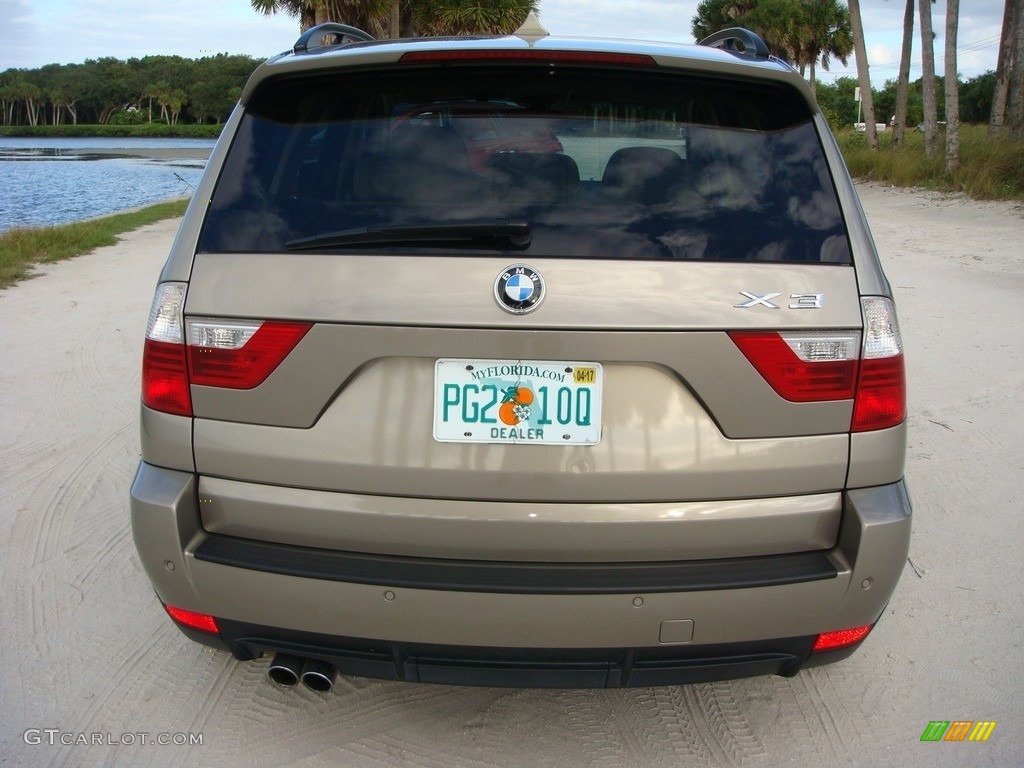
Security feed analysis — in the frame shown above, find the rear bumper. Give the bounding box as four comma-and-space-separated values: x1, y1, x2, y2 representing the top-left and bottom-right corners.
130, 462, 911, 686
176, 617, 866, 688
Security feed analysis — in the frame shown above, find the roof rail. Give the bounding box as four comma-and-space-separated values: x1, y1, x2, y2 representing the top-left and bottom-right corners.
294, 23, 374, 54
698, 28, 770, 59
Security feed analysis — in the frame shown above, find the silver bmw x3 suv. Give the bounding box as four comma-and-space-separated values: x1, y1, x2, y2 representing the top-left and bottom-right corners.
131, 17, 911, 692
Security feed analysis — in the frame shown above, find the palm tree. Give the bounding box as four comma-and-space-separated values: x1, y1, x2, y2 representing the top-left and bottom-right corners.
693, 1, 744, 42
253, 0, 535, 37
1011, 0, 1024, 139
251, 1, 393, 34
918, 0, 939, 158
793, 0, 853, 95
988, 0, 1014, 137
693, 1, 776, 46
692, 1, 852, 96
251, 0, 313, 30
335, 0, 395, 35
847, 0, 878, 149
944, 0, 960, 173
413, 0, 536, 36
891, 0, 914, 147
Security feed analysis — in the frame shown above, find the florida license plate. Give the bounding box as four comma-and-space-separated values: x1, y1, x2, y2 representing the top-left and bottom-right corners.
433, 359, 603, 445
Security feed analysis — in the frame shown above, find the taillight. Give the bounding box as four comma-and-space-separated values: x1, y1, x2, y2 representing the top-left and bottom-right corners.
142, 283, 313, 415
164, 604, 220, 634
812, 624, 872, 652
729, 331, 860, 401
142, 283, 191, 416
729, 297, 906, 433
187, 319, 312, 389
852, 298, 906, 432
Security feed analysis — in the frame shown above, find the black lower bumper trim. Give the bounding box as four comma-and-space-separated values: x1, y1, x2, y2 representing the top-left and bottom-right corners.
214, 618, 818, 688
194, 534, 837, 595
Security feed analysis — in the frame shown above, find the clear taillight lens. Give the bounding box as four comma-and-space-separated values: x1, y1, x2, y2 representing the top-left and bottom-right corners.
145, 282, 186, 343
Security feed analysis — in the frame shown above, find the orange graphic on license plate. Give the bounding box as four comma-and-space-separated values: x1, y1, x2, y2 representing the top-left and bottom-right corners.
499, 386, 535, 425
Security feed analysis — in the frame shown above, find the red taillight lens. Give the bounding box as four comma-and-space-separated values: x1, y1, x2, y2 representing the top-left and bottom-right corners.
142, 339, 192, 416
812, 624, 872, 652
729, 331, 860, 402
852, 356, 906, 431
142, 282, 192, 416
164, 604, 220, 634
187, 320, 312, 389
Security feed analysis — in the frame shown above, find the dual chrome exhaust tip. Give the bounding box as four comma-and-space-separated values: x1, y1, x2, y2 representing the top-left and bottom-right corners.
268, 653, 338, 693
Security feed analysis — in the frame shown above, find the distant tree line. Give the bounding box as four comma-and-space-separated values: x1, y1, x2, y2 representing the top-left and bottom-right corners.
1, 52, 999, 133
816, 71, 999, 129
0, 54, 261, 127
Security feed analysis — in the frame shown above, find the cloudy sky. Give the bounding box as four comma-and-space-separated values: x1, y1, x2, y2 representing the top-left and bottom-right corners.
1, 0, 1006, 87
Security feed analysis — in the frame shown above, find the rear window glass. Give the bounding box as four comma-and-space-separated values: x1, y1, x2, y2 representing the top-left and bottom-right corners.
199, 64, 850, 263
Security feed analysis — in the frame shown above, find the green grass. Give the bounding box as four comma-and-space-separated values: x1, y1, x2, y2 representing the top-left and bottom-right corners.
0, 198, 189, 291
834, 124, 1024, 200
0, 123, 222, 138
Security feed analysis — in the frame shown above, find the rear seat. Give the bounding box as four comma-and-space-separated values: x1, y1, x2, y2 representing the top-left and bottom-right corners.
485, 152, 581, 206
600, 146, 686, 205
353, 125, 482, 204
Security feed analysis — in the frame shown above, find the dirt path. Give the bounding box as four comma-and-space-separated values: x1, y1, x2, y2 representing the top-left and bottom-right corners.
1, 185, 1021, 767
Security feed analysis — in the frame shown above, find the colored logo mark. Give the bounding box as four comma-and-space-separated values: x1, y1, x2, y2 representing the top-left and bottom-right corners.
499, 385, 534, 425
504, 274, 535, 303
494, 264, 544, 314
920, 721, 997, 742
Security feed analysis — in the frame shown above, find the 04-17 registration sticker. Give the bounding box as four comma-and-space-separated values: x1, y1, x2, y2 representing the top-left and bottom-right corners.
433, 359, 603, 445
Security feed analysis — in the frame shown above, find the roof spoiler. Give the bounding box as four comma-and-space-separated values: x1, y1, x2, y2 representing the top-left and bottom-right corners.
698, 28, 770, 60
294, 23, 375, 54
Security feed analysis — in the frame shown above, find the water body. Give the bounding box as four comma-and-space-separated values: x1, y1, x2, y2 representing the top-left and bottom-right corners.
0, 137, 215, 232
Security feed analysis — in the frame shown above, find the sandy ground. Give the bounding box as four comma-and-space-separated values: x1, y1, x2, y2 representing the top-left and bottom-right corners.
1, 184, 1022, 767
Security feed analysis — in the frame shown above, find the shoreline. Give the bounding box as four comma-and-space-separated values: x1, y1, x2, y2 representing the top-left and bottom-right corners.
0, 198, 189, 290
0, 138, 214, 161
70, 147, 213, 159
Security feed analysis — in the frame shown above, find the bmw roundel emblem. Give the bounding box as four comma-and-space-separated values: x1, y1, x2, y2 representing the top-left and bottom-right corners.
494, 264, 545, 314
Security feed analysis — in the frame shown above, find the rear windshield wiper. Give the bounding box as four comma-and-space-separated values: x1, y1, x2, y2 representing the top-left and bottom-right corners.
286, 221, 531, 251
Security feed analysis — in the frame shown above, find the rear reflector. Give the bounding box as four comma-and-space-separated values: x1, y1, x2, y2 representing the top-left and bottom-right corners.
187, 320, 312, 389
164, 604, 220, 634
400, 50, 657, 67
812, 624, 872, 652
